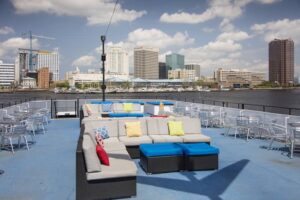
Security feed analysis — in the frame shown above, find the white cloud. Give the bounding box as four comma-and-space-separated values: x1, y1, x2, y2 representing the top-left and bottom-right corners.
72, 55, 96, 67
160, 0, 279, 24
11, 0, 146, 25
251, 18, 300, 44
0, 37, 39, 57
0, 26, 14, 35
217, 31, 251, 42
127, 28, 194, 49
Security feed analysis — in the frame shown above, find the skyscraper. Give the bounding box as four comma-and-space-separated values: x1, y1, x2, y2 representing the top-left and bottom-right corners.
269, 39, 294, 86
166, 53, 184, 70
106, 46, 129, 76
159, 62, 168, 79
134, 46, 159, 79
185, 64, 201, 79
0, 60, 15, 87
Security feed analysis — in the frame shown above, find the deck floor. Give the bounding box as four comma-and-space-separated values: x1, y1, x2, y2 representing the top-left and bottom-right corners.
1, 119, 300, 200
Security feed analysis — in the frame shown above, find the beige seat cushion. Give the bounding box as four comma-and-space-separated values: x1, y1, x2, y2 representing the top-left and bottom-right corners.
161, 135, 183, 143
103, 137, 126, 153
113, 103, 125, 113
149, 135, 166, 143
86, 150, 137, 181
180, 134, 211, 143
82, 135, 101, 173
119, 136, 152, 146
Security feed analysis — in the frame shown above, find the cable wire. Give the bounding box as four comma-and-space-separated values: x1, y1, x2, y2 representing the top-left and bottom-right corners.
105, 0, 119, 36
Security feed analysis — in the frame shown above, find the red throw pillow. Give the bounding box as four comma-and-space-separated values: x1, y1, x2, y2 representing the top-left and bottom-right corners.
96, 144, 110, 166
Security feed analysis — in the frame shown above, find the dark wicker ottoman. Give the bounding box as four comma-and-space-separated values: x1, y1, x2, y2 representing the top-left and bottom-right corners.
178, 143, 219, 171
139, 143, 184, 174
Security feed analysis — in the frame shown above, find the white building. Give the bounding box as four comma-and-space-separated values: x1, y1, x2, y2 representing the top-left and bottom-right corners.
215, 68, 265, 88
106, 46, 129, 76
65, 68, 130, 87
36, 50, 60, 81
134, 46, 159, 79
185, 64, 201, 79
0, 60, 15, 87
21, 77, 36, 88
168, 69, 196, 80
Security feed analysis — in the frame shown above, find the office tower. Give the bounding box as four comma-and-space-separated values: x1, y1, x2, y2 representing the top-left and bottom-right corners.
106, 46, 129, 76
0, 60, 15, 87
37, 67, 50, 89
36, 50, 59, 81
159, 62, 168, 79
134, 46, 159, 79
166, 53, 184, 70
185, 64, 201, 79
269, 39, 294, 85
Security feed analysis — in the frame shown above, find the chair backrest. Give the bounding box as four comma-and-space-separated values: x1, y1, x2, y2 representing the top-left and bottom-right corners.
12, 125, 27, 135
270, 123, 287, 136
236, 116, 249, 126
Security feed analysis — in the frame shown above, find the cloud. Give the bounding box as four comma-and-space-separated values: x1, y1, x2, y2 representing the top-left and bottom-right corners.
251, 18, 300, 44
11, 0, 146, 25
217, 31, 251, 42
0, 37, 39, 58
159, 50, 172, 62
127, 28, 194, 49
0, 26, 14, 35
160, 0, 279, 24
72, 55, 96, 67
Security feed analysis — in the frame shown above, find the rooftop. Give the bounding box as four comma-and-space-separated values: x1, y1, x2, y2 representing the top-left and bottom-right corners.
1, 117, 300, 200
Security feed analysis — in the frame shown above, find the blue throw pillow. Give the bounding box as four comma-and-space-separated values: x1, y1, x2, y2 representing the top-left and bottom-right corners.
102, 103, 112, 112
95, 127, 110, 139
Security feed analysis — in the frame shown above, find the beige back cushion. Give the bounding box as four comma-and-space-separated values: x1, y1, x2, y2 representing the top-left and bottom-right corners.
84, 119, 119, 138
181, 117, 201, 134
146, 118, 160, 135
118, 118, 147, 136
132, 104, 141, 112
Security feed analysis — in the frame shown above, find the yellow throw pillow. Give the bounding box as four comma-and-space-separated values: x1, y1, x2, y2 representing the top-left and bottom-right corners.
125, 122, 142, 137
168, 121, 184, 136
123, 103, 133, 112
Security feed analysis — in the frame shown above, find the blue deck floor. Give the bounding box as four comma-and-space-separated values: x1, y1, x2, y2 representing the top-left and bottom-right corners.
1, 119, 300, 200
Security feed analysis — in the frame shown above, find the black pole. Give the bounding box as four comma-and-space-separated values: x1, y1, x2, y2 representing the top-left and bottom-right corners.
101, 35, 106, 101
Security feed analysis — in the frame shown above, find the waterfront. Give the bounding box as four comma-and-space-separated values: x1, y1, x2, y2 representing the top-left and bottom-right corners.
1, 89, 300, 115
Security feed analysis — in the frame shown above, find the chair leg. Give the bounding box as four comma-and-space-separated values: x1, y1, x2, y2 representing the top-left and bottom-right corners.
246, 128, 250, 141
290, 142, 294, 159
23, 136, 29, 151
268, 138, 274, 150
9, 138, 14, 154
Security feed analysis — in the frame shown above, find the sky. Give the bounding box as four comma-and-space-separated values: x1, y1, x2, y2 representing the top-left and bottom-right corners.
0, 0, 300, 79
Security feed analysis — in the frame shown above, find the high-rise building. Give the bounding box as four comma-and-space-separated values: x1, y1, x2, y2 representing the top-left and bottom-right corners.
36, 50, 59, 81
159, 62, 168, 79
269, 39, 294, 86
0, 60, 15, 87
166, 53, 184, 70
37, 67, 50, 89
17, 49, 60, 82
106, 46, 129, 76
215, 68, 265, 88
185, 64, 201, 79
134, 46, 159, 79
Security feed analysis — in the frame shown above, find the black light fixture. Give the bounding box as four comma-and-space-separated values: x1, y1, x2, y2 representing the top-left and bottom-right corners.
101, 35, 106, 101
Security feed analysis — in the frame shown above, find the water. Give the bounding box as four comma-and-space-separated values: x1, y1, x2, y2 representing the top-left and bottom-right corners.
1, 89, 300, 115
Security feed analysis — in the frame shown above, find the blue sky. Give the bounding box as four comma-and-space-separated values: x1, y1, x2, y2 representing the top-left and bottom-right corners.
0, 0, 300, 79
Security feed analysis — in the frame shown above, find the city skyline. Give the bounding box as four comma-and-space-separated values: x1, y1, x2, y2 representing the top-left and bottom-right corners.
0, 0, 300, 79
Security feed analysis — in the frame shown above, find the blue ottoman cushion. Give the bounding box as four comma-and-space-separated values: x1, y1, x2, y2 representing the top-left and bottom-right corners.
140, 143, 183, 157
146, 101, 174, 105
178, 143, 219, 156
